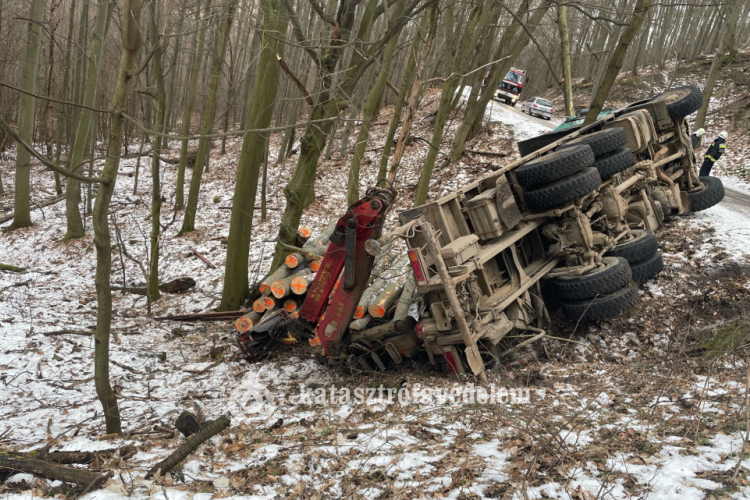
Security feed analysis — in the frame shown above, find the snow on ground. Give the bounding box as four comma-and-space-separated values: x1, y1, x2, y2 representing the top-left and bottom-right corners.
2, 81, 750, 499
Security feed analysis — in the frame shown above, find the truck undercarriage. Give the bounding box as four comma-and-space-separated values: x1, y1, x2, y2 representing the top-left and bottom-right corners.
238, 86, 725, 378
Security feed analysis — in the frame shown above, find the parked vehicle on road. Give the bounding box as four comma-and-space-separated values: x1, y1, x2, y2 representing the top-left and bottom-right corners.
521, 97, 554, 120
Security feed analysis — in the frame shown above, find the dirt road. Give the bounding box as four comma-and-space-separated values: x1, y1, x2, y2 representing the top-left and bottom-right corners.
723, 186, 750, 217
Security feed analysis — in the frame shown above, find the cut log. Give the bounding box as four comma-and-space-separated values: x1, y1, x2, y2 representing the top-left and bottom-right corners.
295, 226, 312, 247
271, 268, 312, 299
310, 221, 337, 247
290, 273, 311, 295
235, 311, 262, 332
309, 260, 321, 272
283, 298, 299, 313
349, 315, 372, 331
368, 278, 405, 318
393, 273, 416, 321
260, 265, 295, 295
0, 452, 108, 490
252, 298, 267, 313
145, 415, 230, 479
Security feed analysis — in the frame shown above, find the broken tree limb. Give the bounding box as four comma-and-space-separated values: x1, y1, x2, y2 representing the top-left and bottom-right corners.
0, 263, 27, 273
0, 451, 108, 489
191, 248, 215, 269
111, 277, 196, 296
145, 415, 230, 479
0, 194, 66, 225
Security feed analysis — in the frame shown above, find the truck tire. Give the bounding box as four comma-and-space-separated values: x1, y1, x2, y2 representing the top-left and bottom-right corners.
592, 148, 633, 179
630, 250, 664, 282
515, 145, 594, 189
553, 257, 632, 301
560, 285, 638, 322
556, 128, 628, 157
524, 167, 602, 211
607, 229, 658, 264
649, 86, 702, 121
688, 176, 725, 212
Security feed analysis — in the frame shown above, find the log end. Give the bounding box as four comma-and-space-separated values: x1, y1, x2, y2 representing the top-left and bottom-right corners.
253, 300, 266, 313
270, 282, 286, 299
290, 277, 308, 295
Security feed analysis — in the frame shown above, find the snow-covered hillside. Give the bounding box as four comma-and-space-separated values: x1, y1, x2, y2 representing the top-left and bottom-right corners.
1, 82, 750, 499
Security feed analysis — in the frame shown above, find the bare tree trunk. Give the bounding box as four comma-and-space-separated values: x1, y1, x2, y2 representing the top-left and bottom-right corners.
44, 21, 61, 195
347, 19, 401, 205
9, 0, 47, 230
557, 4, 574, 117
694, 0, 742, 130
220, 0, 288, 311
92, 0, 143, 435
583, 0, 652, 127
175, 0, 210, 211
180, 0, 237, 233
378, 10, 430, 180
450, 0, 549, 163
63, 0, 112, 239
148, 0, 167, 303
54, 0, 76, 172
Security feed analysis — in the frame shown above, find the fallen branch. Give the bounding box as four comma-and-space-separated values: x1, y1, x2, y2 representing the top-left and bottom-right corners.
111, 277, 196, 296
155, 310, 247, 322
0, 263, 27, 273
464, 149, 509, 158
0, 451, 108, 490
145, 415, 230, 479
191, 248, 215, 269
42, 330, 93, 336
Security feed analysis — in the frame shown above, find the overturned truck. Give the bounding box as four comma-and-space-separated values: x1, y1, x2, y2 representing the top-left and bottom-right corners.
238, 86, 725, 376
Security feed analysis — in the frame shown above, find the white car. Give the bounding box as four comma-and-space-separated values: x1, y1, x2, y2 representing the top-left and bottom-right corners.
521, 97, 554, 120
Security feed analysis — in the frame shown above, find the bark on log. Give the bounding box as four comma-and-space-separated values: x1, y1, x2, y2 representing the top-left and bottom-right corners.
349, 315, 372, 331
368, 278, 404, 318
271, 268, 312, 298
0, 451, 108, 490
145, 415, 230, 479
393, 274, 416, 321
260, 265, 295, 295
235, 311, 262, 332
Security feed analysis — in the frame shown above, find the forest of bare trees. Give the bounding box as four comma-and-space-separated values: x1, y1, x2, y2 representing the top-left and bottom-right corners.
1, 0, 749, 434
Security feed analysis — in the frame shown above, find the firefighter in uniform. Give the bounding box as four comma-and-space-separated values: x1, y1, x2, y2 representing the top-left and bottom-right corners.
691, 128, 705, 148
699, 131, 728, 177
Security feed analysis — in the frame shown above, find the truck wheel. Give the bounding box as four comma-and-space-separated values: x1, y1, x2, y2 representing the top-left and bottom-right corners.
688, 176, 725, 212
556, 128, 627, 157
515, 145, 594, 189
650, 86, 702, 121
592, 148, 633, 179
607, 229, 658, 264
524, 167, 602, 211
553, 257, 632, 301
630, 251, 664, 282
561, 286, 638, 322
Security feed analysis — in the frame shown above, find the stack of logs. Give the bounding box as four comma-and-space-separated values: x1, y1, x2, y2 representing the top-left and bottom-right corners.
235, 223, 417, 342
